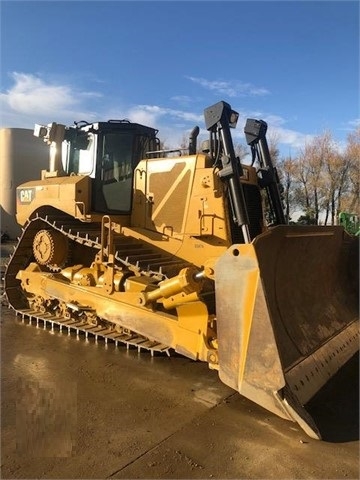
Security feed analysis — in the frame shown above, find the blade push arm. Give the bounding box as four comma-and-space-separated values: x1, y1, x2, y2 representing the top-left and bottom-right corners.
204, 101, 251, 243
244, 119, 286, 225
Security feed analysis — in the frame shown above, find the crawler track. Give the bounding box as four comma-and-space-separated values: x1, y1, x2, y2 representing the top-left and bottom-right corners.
4, 211, 188, 354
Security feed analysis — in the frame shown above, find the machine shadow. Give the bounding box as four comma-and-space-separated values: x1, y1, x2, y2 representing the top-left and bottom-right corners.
306, 351, 359, 443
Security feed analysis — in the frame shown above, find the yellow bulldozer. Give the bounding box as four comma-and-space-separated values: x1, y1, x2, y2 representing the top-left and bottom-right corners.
5, 101, 359, 439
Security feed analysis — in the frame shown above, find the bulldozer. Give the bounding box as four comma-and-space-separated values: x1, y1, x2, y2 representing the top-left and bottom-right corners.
5, 101, 359, 439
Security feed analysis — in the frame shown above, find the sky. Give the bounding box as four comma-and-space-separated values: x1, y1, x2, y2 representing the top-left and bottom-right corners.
0, 0, 359, 158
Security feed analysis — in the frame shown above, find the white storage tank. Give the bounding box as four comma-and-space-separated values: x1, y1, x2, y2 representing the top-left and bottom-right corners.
0, 128, 48, 239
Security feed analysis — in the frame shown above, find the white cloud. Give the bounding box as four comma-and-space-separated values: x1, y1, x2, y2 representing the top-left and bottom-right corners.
348, 118, 360, 128
0, 72, 102, 127
0, 72, 314, 154
125, 104, 313, 152
226, 110, 314, 155
170, 95, 193, 104
123, 105, 203, 147
186, 76, 270, 97
6, 73, 73, 114
257, 114, 314, 149
270, 126, 314, 150
127, 104, 202, 127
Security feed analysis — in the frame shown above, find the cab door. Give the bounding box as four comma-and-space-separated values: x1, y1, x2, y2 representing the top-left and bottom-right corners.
93, 132, 134, 213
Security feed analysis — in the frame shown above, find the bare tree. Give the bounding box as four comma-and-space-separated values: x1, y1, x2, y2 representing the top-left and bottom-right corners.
268, 131, 281, 165
279, 127, 359, 225
341, 127, 360, 215
278, 156, 297, 222
323, 148, 351, 224
292, 132, 340, 224
234, 142, 249, 162
179, 133, 189, 151
294, 148, 313, 219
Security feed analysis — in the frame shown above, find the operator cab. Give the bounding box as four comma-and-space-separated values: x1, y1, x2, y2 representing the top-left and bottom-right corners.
62, 120, 159, 213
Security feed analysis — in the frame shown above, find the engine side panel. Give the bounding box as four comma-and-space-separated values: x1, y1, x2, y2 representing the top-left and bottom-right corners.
16, 175, 92, 224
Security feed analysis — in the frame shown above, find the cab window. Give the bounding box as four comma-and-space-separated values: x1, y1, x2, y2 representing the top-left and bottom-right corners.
65, 132, 96, 176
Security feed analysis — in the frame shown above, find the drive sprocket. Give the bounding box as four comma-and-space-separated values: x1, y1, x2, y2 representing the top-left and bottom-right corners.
33, 229, 68, 269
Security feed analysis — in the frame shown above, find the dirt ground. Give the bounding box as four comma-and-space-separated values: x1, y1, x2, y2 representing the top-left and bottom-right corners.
0, 242, 359, 479
0, 306, 358, 480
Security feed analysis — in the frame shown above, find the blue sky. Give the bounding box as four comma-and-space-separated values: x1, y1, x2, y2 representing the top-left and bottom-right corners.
1, 0, 358, 157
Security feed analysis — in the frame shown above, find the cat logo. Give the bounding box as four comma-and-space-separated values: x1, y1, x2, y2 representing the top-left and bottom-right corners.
18, 188, 35, 204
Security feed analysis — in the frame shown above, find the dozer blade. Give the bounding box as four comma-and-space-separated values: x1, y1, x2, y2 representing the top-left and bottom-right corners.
215, 225, 359, 439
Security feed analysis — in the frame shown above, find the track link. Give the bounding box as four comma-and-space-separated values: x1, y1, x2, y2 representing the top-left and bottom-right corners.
13, 307, 170, 356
